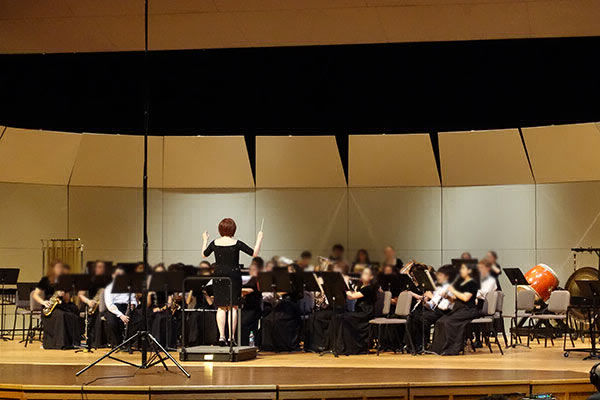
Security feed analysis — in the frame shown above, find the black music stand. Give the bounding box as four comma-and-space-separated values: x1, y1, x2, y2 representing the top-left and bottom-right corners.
564, 280, 600, 359
148, 270, 184, 350
57, 274, 91, 351
319, 271, 347, 357
379, 274, 403, 297
411, 268, 436, 354
504, 267, 530, 348
76, 272, 190, 377
0, 268, 19, 341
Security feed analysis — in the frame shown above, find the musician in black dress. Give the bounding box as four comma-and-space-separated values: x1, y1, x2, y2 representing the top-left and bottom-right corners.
430, 262, 480, 355
332, 267, 377, 355
78, 260, 108, 347
241, 259, 263, 345
185, 268, 218, 346
32, 260, 82, 349
202, 217, 263, 346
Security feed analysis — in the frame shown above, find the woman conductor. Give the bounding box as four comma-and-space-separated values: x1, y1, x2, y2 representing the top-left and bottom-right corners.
202, 218, 263, 346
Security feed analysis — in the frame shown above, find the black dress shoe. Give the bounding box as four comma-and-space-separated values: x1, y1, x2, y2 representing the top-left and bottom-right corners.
218, 339, 227, 347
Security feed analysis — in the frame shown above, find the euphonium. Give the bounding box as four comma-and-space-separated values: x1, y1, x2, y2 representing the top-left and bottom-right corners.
42, 292, 62, 317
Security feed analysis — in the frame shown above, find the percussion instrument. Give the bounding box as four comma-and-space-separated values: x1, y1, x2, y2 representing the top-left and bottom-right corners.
523, 264, 559, 302
565, 266, 600, 320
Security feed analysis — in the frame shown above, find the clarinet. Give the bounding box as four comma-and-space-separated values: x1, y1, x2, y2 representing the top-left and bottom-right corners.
431, 275, 461, 310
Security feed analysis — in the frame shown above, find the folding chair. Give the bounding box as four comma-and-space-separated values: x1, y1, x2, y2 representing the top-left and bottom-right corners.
11, 283, 38, 341
470, 291, 503, 355
510, 289, 535, 347
530, 290, 571, 347
369, 291, 413, 355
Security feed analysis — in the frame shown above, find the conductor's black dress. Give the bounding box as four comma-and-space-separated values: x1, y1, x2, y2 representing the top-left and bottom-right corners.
203, 240, 254, 307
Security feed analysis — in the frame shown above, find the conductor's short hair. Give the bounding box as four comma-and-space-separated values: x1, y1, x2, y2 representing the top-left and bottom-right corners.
218, 218, 237, 237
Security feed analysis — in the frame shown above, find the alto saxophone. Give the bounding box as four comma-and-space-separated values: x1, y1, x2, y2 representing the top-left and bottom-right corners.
42, 292, 62, 317
87, 289, 103, 315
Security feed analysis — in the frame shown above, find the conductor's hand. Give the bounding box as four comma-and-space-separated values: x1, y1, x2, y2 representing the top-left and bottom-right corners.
120, 315, 130, 324
202, 231, 209, 241
257, 230, 264, 240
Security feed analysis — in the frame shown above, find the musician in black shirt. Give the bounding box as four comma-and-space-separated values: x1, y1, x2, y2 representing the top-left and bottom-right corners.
431, 262, 480, 355
32, 261, 81, 349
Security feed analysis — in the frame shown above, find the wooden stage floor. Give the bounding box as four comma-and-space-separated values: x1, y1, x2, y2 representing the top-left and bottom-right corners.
0, 341, 596, 399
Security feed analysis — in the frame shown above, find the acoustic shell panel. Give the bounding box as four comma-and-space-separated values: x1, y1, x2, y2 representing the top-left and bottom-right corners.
522, 123, 600, 183
70, 133, 163, 188
2, 0, 600, 53
439, 129, 533, 186
163, 136, 254, 188
349, 134, 439, 187
256, 136, 346, 188
0, 127, 81, 185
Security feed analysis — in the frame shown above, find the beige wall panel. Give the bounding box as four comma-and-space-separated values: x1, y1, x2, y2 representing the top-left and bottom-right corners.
439, 129, 533, 186
442, 185, 535, 251
376, 2, 531, 42
256, 136, 346, 188
528, 0, 600, 38
0, 249, 46, 283
255, 188, 348, 259
162, 189, 255, 266
0, 182, 67, 249
68, 186, 162, 253
70, 134, 163, 188
83, 249, 163, 268
0, 16, 144, 53
0, 128, 81, 185
522, 123, 600, 183
149, 13, 248, 50
163, 136, 254, 188
349, 187, 441, 253
349, 134, 439, 187
537, 182, 600, 258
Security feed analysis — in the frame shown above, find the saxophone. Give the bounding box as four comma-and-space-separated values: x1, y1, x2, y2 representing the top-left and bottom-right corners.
87, 289, 103, 315
42, 292, 62, 317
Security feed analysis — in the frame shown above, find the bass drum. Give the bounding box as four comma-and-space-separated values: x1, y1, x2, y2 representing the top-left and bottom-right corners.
565, 267, 599, 320
523, 264, 559, 302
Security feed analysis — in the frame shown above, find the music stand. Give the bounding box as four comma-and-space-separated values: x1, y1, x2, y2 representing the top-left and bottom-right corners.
56, 273, 91, 351
148, 270, 184, 350
411, 268, 436, 354
379, 274, 402, 297
319, 271, 347, 357
0, 268, 19, 340
76, 272, 190, 377
504, 267, 530, 348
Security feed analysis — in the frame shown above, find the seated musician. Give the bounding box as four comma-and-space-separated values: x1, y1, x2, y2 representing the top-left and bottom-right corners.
185, 263, 218, 346
33, 260, 81, 349
78, 260, 108, 347
332, 267, 376, 355
407, 264, 456, 351
241, 258, 263, 345
484, 250, 503, 291
296, 251, 313, 271
147, 263, 180, 348
260, 263, 302, 352
103, 265, 140, 347
470, 259, 498, 348
383, 246, 403, 272
352, 249, 372, 274
431, 262, 480, 355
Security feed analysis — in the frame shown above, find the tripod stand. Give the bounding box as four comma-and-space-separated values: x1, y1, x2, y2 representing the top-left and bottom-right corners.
76, 272, 190, 377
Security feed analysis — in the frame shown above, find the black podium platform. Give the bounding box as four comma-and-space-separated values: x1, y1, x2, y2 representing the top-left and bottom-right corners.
179, 345, 258, 362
